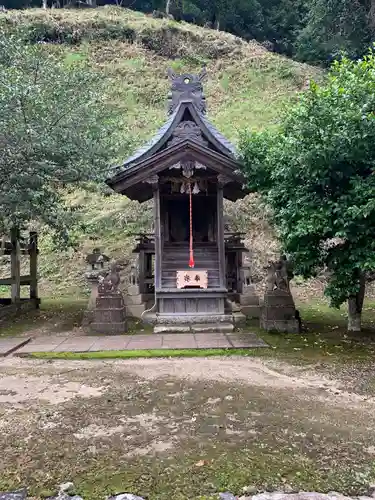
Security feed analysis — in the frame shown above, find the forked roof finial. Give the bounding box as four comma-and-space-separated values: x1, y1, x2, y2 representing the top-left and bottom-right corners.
167, 67, 207, 115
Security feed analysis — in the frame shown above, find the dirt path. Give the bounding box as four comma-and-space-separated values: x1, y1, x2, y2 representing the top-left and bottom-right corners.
0, 356, 374, 500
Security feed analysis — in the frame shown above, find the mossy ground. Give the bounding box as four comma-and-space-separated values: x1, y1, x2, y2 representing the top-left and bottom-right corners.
0, 353, 375, 499
1, 299, 375, 498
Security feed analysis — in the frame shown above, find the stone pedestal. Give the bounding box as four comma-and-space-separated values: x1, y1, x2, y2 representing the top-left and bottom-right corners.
260, 289, 300, 333
123, 284, 149, 319
90, 291, 127, 334
240, 285, 261, 319
82, 274, 103, 326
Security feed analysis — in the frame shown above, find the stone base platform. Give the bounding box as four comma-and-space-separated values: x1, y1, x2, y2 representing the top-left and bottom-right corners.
11, 332, 268, 355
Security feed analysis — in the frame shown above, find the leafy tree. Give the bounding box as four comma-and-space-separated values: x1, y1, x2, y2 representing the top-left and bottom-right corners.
0, 33, 122, 243
240, 49, 375, 331
295, 0, 371, 65
262, 0, 308, 55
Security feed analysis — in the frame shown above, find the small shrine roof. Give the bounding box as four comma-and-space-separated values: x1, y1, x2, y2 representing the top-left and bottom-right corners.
110, 68, 238, 177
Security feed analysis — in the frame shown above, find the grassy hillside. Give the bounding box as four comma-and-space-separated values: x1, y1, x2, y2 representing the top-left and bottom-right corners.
0, 7, 321, 297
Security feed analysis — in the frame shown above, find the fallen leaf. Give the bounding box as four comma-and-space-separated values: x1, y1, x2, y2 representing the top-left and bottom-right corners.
195, 460, 206, 467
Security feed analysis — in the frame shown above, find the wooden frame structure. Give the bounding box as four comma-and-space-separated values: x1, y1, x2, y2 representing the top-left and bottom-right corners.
107, 69, 249, 327
0, 229, 39, 319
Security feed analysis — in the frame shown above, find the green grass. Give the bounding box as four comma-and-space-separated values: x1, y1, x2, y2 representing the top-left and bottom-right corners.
0, 7, 321, 296
28, 348, 259, 360
0, 297, 86, 337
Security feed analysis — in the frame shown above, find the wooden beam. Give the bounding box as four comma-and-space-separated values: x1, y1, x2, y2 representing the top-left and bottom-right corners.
29, 232, 38, 305
108, 140, 245, 196
0, 275, 31, 286
10, 228, 21, 305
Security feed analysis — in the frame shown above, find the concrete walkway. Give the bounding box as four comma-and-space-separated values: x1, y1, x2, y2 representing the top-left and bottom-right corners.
0, 332, 268, 356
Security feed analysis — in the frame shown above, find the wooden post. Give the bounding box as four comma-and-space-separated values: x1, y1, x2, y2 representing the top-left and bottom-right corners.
10, 227, 21, 305
217, 184, 226, 289
138, 250, 145, 294
147, 175, 162, 291
29, 231, 39, 307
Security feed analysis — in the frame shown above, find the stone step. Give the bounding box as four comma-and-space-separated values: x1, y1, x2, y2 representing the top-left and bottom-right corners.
153, 322, 234, 334
156, 314, 233, 325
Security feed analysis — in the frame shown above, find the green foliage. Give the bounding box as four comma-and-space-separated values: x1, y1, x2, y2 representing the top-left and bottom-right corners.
296, 0, 372, 65
2, 0, 375, 66
240, 49, 375, 308
0, 32, 123, 241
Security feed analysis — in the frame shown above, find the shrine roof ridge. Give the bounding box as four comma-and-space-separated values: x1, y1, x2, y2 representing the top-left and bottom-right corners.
109, 69, 239, 176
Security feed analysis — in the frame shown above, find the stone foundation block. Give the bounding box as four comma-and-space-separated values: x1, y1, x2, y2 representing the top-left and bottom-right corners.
239, 294, 261, 306
233, 312, 247, 326
126, 304, 146, 318
96, 295, 124, 309
90, 321, 127, 334
128, 284, 141, 296
241, 305, 261, 319
260, 318, 300, 334
124, 294, 145, 306
260, 290, 300, 333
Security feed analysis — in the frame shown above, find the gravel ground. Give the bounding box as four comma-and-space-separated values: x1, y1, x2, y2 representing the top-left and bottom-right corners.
0, 356, 375, 499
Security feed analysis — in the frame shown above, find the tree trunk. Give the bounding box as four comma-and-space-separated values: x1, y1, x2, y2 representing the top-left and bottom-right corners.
368, 0, 375, 31
165, 0, 171, 15
347, 273, 366, 332
42, 0, 47, 8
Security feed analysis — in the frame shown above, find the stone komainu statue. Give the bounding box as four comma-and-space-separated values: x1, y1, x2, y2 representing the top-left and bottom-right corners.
266, 255, 293, 292
98, 263, 121, 295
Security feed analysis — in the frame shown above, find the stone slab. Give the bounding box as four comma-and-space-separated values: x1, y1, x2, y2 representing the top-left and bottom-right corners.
126, 338, 163, 350
89, 336, 131, 351
154, 325, 191, 334
0, 338, 31, 356
191, 323, 234, 334
16, 343, 62, 354
12, 332, 268, 355
162, 337, 197, 348
53, 340, 97, 352
195, 337, 232, 349
227, 334, 268, 348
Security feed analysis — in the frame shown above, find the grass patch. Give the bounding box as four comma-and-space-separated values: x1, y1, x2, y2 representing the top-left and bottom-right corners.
27, 347, 259, 360
249, 300, 375, 364
0, 297, 86, 337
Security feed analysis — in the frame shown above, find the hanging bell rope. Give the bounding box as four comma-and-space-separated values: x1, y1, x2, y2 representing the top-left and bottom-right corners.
188, 181, 195, 269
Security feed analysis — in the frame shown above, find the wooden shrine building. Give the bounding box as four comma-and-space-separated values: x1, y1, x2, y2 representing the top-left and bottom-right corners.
107, 69, 252, 330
